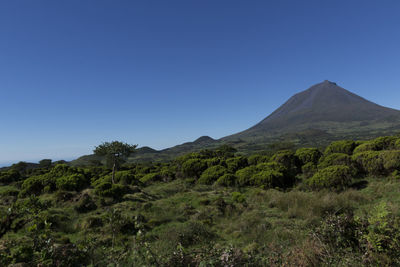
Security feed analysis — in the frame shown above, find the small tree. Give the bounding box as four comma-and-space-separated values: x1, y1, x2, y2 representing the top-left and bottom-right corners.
93, 141, 137, 184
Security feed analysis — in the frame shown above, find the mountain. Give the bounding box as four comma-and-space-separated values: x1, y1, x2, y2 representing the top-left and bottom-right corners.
222, 80, 400, 149
71, 80, 400, 165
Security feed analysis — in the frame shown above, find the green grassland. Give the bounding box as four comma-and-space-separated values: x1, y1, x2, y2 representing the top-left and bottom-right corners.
2, 135, 400, 266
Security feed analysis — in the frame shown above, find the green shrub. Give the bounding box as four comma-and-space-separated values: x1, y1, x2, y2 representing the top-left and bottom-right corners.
94, 181, 128, 199
318, 153, 355, 170
363, 201, 400, 265
295, 148, 322, 165
353, 136, 399, 154
380, 150, 400, 173
74, 194, 97, 213
271, 150, 300, 177
324, 140, 357, 155
0, 170, 21, 184
198, 165, 227, 184
56, 173, 87, 191
226, 156, 248, 173
306, 165, 353, 191
231, 191, 246, 203
248, 154, 270, 165
159, 166, 175, 181
140, 173, 162, 184
205, 157, 223, 167
252, 169, 285, 188
215, 173, 237, 186
301, 162, 318, 178
20, 174, 56, 196
352, 151, 384, 175
181, 159, 208, 178
114, 170, 136, 185
235, 166, 258, 186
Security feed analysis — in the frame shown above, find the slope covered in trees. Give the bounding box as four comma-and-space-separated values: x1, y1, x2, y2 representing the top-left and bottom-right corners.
2, 135, 400, 266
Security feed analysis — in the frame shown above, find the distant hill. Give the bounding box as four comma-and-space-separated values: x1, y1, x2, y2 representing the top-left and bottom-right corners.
71, 80, 400, 165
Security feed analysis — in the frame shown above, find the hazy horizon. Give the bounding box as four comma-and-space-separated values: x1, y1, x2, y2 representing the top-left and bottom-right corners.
1, 0, 400, 165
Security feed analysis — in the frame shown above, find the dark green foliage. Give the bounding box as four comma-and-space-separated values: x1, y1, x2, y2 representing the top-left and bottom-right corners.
248, 154, 270, 165
318, 153, 355, 170
140, 173, 162, 184
56, 173, 87, 191
353, 136, 399, 154
314, 211, 361, 251
271, 150, 300, 177
20, 174, 56, 196
94, 181, 128, 199
215, 173, 237, 186
307, 165, 353, 190
0, 170, 21, 184
252, 169, 285, 188
205, 157, 223, 167
215, 144, 237, 158
295, 147, 322, 165
301, 162, 318, 178
198, 165, 227, 184
231, 191, 246, 203
113, 170, 136, 185
235, 165, 257, 186
324, 140, 357, 155
225, 156, 248, 173
74, 194, 97, 213
379, 150, 400, 173
181, 158, 208, 178
20, 164, 86, 196
352, 151, 384, 175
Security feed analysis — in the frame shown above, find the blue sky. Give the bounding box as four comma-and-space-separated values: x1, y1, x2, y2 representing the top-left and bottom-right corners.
1, 0, 400, 165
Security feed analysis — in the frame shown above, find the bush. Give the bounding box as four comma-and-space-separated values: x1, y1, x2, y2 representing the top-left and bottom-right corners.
20, 174, 56, 196
271, 150, 300, 176
352, 151, 384, 175
215, 173, 237, 186
252, 169, 285, 188
0, 170, 21, 184
231, 192, 246, 203
318, 153, 355, 171
306, 165, 353, 191
235, 166, 258, 186
181, 159, 208, 178
114, 170, 136, 185
301, 162, 318, 178
56, 173, 87, 191
248, 154, 270, 165
198, 165, 227, 184
74, 194, 97, 213
324, 140, 357, 155
94, 181, 128, 199
140, 173, 162, 184
380, 150, 400, 173
226, 157, 248, 173
295, 148, 322, 165
353, 136, 399, 154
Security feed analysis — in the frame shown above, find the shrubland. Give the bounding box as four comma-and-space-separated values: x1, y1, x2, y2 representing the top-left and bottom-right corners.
1, 135, 400, 266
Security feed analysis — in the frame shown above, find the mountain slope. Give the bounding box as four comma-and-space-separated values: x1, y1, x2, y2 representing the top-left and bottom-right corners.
223, 80, 400, 146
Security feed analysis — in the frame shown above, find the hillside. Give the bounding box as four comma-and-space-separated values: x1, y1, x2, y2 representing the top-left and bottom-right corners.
223, 80, 400, 149
2, 134, 400, 265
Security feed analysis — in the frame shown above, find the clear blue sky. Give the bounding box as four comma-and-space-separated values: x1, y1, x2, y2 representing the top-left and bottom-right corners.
1, 0, 400, 165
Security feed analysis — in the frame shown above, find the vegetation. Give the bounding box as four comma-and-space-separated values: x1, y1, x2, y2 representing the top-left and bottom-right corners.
2, 135, 400, 266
